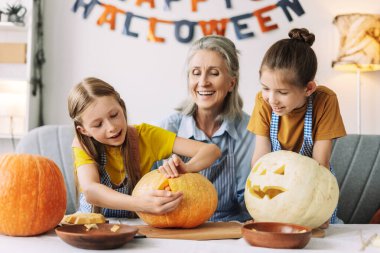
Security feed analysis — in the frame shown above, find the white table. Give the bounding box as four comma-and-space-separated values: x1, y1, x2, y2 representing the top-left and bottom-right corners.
1, 220, 379, 253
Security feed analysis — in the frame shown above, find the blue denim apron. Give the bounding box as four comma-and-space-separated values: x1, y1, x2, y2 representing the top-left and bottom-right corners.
78, 126, 140, 218
78, 150, 136, 218
269, 96, 338, 224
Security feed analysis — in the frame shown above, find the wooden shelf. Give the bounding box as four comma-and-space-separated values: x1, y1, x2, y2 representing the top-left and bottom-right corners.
0, 23, 29, 79
0, 4, 32, 143
0, 133, 22, 139
0, 64, 28, 82
0, 22, 27, 32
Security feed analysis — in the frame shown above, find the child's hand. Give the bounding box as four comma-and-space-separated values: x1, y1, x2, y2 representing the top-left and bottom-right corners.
138, 189, 183, 214
158, 154, 187, 178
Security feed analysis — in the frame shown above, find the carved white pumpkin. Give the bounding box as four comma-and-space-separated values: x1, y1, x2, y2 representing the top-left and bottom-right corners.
245, 150, 339, 228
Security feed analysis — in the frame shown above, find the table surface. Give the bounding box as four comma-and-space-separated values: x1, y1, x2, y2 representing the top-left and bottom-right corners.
1, 219, 379, 253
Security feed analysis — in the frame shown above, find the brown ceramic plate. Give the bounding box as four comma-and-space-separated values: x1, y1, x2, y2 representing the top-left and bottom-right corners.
55, 224, 138, 250
242, 222, 312, 249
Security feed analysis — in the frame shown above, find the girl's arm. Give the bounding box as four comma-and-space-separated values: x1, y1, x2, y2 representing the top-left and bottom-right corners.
250, 135, 271, 167
312, 139, 333, 169
76, 164, 183, 214
159, 136, 221, 177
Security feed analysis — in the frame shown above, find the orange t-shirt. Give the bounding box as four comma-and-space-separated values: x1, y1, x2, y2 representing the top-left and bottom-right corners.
247, 85, 346, 152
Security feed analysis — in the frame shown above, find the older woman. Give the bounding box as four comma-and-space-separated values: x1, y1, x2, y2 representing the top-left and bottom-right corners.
156, 35, 255, 222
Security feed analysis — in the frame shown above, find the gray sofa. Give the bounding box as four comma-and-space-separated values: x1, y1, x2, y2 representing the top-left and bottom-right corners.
16, 125, 76, 214
15, 125, 380, 224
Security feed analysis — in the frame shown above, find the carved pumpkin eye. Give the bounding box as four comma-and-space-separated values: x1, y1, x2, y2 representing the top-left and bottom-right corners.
246, 164, 287, 199
274, 165, 285, 175
251, 162, 261, 173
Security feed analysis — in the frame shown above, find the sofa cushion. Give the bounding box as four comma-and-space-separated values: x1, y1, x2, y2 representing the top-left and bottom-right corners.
15, 125, 76, 214
331, 134, 380, 224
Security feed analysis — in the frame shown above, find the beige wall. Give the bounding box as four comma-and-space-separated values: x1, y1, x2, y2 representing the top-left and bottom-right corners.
39, 0, 380, 134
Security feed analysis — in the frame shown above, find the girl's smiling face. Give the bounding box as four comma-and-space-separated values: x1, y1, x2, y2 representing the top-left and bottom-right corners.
260, 68, 314, 116
77, 96, 127, 146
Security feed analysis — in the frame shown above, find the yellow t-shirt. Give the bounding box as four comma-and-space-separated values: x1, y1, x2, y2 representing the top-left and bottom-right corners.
72, 123, 176, 185
247, 86, 346, 152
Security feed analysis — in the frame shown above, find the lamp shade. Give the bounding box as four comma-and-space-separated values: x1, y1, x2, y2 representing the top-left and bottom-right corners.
332, 13, 380, 72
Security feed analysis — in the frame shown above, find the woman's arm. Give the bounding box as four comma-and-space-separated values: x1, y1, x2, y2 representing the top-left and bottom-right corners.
312, 139, 333, 169
76, 163, 183, 214
159, 137, 221, 177
250, 135, 271, 167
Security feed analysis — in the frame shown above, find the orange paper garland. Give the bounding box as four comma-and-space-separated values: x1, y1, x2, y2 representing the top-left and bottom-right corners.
72, 0, 306, 43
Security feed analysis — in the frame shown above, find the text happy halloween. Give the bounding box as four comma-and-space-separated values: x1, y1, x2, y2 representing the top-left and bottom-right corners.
72, 0, 305, 43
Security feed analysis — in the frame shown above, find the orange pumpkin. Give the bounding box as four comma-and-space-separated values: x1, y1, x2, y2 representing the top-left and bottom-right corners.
132, 170, 217, 228
0, 154, 67, 236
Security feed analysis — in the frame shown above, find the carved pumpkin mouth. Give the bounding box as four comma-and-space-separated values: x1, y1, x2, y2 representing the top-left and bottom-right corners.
246, 179, 286, 199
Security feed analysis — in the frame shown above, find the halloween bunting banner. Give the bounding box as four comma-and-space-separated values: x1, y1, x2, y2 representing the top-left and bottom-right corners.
72, 0, 306, 43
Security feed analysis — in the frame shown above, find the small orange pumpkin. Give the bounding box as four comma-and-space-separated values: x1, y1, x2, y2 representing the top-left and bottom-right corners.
0, 154, 67, 236
132, 170, 217, 228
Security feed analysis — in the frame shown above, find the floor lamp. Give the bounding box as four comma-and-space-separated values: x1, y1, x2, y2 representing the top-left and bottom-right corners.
332, 13, 380, 134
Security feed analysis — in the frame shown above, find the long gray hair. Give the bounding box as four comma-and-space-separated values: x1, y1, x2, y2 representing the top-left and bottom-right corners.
177, 35, 243, 121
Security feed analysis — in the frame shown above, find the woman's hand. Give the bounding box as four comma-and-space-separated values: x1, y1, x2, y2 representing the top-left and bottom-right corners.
136, 189, 183, 214
158, 154, 187, 178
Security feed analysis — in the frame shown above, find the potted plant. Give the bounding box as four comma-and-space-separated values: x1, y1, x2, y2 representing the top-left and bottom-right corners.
5, 3, 26, 24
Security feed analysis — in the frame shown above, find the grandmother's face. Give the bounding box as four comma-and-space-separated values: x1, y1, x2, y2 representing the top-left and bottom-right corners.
188, 50, 235, 114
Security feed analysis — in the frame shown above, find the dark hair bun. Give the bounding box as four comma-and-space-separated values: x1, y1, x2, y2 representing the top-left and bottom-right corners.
288, 28, 315, 46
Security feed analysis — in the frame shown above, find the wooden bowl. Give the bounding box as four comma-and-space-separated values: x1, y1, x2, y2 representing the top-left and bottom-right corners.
242, 222, 312, 249
55, 224, 138, 250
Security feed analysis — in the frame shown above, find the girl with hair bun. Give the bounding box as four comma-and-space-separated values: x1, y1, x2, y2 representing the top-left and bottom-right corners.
247, 28, 346, 225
